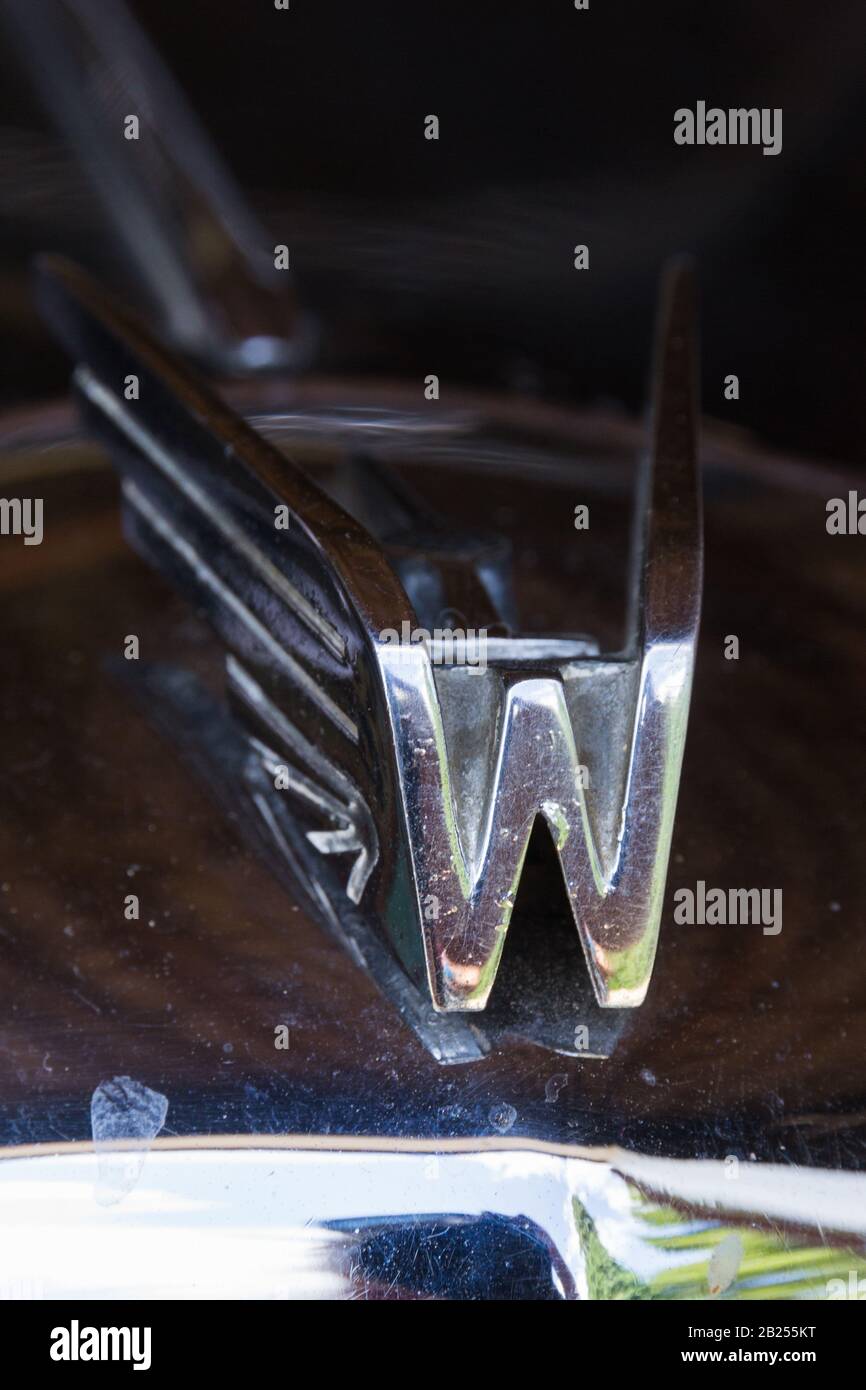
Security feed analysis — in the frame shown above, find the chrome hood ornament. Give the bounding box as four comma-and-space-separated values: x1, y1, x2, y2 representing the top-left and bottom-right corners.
38, 256, 701, 1041
21, 0, 701, 1062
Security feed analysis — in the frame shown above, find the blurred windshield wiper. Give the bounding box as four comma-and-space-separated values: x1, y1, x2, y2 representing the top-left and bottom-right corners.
3, 0, 312, 373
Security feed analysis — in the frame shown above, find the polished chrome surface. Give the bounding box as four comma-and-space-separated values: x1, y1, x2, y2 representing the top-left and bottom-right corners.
3, 1138, 865, 1301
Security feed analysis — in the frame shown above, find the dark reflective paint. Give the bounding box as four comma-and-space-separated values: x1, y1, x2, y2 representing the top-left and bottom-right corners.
0, 391, 863, 1297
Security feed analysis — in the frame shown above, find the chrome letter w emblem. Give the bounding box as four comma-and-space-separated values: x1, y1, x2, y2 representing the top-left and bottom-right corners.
377, 265, 701, 1009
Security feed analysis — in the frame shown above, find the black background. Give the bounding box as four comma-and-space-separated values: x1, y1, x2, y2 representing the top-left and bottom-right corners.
1, 0, 865, 464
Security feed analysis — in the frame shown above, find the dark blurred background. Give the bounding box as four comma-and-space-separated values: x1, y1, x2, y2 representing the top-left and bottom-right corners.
1, 0, 864, 464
